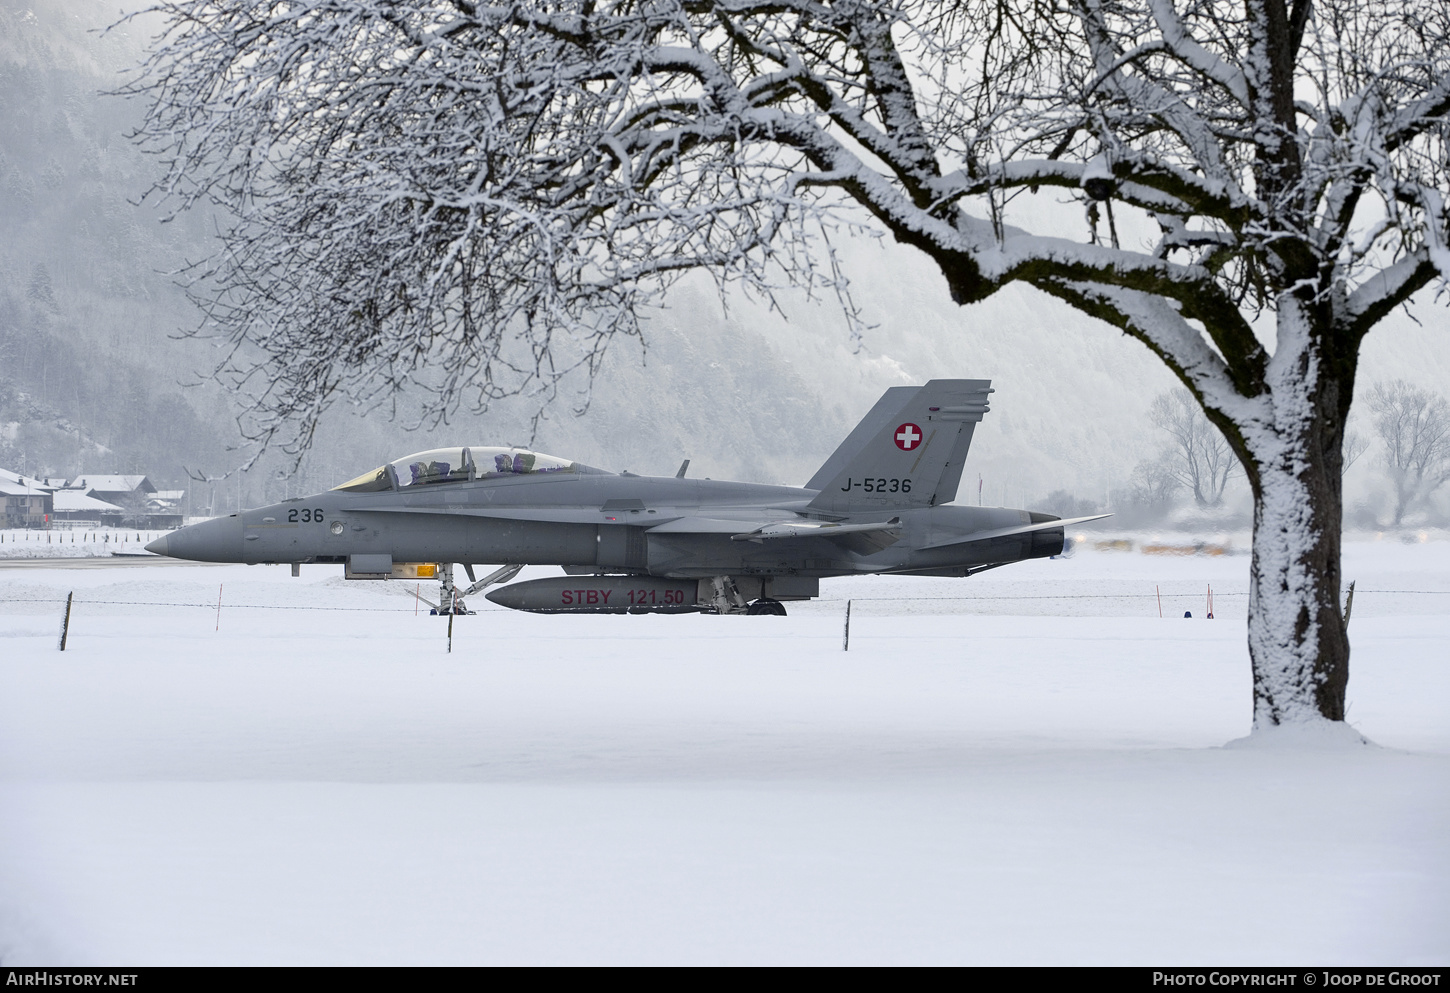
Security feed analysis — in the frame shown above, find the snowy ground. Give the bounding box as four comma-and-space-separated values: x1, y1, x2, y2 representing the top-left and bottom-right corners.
1, 539, 1446, 965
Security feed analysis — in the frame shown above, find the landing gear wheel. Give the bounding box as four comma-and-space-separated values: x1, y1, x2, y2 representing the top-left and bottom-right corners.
746, 599, 788, 616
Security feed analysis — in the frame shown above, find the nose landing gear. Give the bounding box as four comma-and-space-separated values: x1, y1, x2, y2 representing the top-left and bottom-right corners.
413, 562, 524, 615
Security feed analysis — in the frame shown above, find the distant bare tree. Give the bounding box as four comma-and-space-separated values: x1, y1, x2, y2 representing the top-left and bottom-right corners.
1150, 389, 1238, 508
1342, 430, 1370, 477
1128, 453, 1180, 513
118, 488, 152, 528
124, 0, 1450, 727
1040, 489, 1101, 519
1367, 381, 1450, 525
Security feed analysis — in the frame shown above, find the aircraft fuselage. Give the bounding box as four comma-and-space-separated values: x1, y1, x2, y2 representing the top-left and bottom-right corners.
148, 380, 1108, 613
152, 472, 1062, 578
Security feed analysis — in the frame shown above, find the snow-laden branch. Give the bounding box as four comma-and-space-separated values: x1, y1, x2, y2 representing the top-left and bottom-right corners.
931, 157, 1250, 224
1037, 279, 1268, 437
1144, 0, 1250, 108
1385, 74, 1450, 152
1346, 248, 1441, 338
1072, 0, 1237, 188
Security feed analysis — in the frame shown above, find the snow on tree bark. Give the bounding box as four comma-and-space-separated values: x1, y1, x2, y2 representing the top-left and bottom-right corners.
123, 0, 1450, 728
1244, 301, 1350, 724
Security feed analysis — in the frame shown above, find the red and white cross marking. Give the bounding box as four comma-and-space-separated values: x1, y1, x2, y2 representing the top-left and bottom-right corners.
894, 422, 922, 451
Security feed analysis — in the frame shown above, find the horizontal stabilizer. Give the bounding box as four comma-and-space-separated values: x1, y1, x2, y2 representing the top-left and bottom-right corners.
920, 513, 1112, 550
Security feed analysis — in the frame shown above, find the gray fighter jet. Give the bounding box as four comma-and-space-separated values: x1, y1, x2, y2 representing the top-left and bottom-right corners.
147, 380, 1106, 614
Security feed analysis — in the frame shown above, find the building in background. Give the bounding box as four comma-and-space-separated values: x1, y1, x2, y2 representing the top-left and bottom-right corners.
0, 469, 54, 528
0, 469, 184, 528
69, 475, 158, 508
49, 489, 125, 526
146, 489, 186, 529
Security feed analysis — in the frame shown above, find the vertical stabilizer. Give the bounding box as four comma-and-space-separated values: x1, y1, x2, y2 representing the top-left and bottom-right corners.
806, 380, 992, 513
805, 387, 917, 491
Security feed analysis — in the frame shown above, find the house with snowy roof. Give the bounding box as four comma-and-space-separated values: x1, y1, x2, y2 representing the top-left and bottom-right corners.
49, 489, 125, 525
58, 474, 185, 527
0, 467, 49, 488
0, 468, 55, 528
69, 474, 157, 506
2, 470, 184, 527
146, 489, 186, 528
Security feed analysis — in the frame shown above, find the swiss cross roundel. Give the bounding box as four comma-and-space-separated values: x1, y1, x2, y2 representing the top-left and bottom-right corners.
894, 422, 923, 451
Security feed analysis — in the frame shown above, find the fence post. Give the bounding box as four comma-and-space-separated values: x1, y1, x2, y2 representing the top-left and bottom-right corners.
58, 592, 73, 651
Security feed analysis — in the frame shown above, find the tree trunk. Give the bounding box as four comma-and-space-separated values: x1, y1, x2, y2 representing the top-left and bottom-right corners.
1243, 311, 1351, 726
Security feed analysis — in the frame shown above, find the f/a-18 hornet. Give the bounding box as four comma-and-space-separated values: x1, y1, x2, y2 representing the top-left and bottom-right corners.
148, 380, 1106, 614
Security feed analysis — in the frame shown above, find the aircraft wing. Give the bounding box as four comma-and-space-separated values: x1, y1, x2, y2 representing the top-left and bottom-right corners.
347, 506, 861, 537
360, 504, 694, 525
729, 518, 900, 541
919, 514, 1111, 550
647, 516, 903, 553
730, 518, 903, 553
355, 507, 816, 528
645, 516, 771, 534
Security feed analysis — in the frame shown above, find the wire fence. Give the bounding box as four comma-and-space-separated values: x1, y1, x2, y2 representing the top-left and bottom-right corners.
5, 589, 1449, 611
816, 590, 1450, 601
0, 530, 166, 545
12, 599, 420, 611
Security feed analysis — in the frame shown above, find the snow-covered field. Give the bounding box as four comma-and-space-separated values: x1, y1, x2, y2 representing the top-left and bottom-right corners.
1, 539, 1446, 965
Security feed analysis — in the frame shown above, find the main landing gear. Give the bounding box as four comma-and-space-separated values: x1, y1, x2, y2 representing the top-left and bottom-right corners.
705, 576, 787, 615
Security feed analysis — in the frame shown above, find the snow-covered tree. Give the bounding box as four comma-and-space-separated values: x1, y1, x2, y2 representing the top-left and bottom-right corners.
1367, 380, 1450, 525
125, 0, 1450, 727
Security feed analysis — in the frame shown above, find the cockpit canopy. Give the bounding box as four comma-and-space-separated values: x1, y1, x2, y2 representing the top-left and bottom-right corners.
332, 447, 605, 493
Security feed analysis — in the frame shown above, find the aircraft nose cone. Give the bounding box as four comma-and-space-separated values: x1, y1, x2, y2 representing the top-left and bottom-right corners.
145, 535, 169, 556
153, 515, 245, 562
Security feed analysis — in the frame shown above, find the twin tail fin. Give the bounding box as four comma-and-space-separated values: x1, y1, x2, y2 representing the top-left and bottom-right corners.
806, 379, 993, 513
